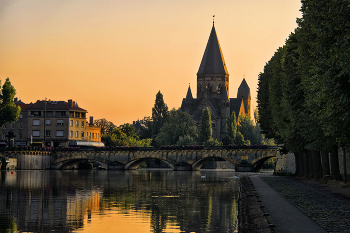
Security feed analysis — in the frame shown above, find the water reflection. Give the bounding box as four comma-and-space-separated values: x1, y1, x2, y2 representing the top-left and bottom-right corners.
0, 170, 239, 232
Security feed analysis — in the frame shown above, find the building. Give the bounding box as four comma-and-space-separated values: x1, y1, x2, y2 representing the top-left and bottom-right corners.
1, 98, 103, 148
181, 23, 251, 140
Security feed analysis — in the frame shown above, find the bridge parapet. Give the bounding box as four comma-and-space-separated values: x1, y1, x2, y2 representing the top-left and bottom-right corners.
15, 146, 279, 171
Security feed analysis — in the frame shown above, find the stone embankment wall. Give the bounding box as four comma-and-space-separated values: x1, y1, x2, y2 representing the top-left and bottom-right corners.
4, 152, 52, 170
275, 152, 296, 174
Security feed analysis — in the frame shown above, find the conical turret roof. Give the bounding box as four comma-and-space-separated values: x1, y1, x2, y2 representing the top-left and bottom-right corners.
186, 85, 193, 100
197, 24, 228, 75
237, 78, 250, 99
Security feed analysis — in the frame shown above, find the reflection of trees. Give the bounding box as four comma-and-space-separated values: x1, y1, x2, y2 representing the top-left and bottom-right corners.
0, 170, 238, 233
0, 214, 17, 233
102, 171, 239, 232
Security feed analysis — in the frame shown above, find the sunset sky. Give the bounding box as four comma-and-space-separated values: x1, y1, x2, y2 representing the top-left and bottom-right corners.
0, 0, 302, 126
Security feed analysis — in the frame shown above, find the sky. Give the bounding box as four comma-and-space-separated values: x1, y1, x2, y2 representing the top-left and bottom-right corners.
0, 0, 302, 126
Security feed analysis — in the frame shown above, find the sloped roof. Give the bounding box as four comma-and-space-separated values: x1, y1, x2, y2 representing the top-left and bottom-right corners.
197, 24, 229, 75
28, 100, 87, 111
16, 103, 30, 109
237, 78, 250, 99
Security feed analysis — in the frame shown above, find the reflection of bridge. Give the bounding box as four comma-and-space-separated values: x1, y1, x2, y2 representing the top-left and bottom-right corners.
51, 147, 278, 171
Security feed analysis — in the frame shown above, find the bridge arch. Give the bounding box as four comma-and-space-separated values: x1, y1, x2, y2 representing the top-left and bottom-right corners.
52, 154, 111, 169
251, 155, 276, 172
192, 155, 239, 171
125, 157, 175, 170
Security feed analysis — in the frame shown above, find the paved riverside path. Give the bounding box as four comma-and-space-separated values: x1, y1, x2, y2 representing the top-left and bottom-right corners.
250, 175, 327, 233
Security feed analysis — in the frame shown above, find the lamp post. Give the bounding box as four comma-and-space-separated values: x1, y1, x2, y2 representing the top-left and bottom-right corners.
43, 98, 46, 147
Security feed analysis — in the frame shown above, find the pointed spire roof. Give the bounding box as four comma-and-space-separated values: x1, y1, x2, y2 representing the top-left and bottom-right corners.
197, 24, 228, 75
186, 84, 193, 100
237, 78, 251, 99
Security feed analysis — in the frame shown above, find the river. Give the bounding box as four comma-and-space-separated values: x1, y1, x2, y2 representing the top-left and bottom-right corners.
0, 169, 240, 233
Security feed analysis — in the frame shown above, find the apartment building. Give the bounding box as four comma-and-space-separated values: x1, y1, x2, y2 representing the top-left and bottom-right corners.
1, 99, 103, 148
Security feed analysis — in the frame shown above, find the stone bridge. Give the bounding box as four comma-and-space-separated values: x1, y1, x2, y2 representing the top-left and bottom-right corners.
51, 147, 279, 172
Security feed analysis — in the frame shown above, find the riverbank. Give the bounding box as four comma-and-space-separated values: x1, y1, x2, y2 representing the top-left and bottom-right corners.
239, 174, 350, 232
238, 176, 271, 233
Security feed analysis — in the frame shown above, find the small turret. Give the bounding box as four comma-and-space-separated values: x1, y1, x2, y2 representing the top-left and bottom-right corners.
237, 78, 251, 117
186, 84, 193, 100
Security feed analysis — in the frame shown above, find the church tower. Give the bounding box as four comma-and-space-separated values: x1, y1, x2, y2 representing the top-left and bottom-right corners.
181, 22, 250, 142
197, 23, 229, 99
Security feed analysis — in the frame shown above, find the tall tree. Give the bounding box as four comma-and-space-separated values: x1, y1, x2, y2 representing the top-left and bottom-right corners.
152, 91, 168, 145
94, 118, 116, 135
226, 111, 237, 143
0, 78, 21, 170
199, 107, 212, 144
0, 78, 21, 126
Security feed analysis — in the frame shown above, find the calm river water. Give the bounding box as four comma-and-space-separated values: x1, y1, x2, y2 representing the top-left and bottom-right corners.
0, 169, 240, 233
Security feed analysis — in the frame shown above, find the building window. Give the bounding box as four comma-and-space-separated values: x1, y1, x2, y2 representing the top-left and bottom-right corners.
11, 123, 15, 129
81, 132, 84, 138
92, 133, 94, 139
81, 113, 86, 118
46, 119, 51, 125
19, 114, 22, 119
45, 130, 51, 137
31, 111, 41, 116
19, 133, 22, 140
33, 119, 40, 126
81, 121, 84, 127
46, 111, 53, 117
32, 130, 40, 137
75, 131, 78, 138
2, 133, 6, 140
60, 111, 66, 116
70, 120, 73, 126
75, 112, 80, 117
76, 120, 79, 127
56, 119, 64, 126
86, 132, 89, 138
70, 131, 73, 138
19, 122, 22, 129
56, 130, 64, 137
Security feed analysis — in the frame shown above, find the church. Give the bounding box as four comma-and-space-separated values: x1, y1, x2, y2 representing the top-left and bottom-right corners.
180, 23, 251, 140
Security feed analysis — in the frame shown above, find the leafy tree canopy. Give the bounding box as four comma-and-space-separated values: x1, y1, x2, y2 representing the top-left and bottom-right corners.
155, 108, 197, 146
0, 78, 21, 126
94, 118, 116, 135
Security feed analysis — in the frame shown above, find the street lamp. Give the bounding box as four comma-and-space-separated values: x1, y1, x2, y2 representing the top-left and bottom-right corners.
43, 98, 46, 147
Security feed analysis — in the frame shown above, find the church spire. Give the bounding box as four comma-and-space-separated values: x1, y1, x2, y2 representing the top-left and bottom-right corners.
197, 24, 228, 75
186, 84, 193, 100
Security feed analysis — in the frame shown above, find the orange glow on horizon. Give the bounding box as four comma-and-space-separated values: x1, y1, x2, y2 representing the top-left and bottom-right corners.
0, 0, 302, 126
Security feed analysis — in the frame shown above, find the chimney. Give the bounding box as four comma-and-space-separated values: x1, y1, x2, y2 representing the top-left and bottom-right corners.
68, 99, 73, 107
90, 116, 94, 126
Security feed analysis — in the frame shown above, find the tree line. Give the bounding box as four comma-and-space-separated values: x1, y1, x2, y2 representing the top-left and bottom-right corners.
100, 91, 273, 148
257, 0, 350, 180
